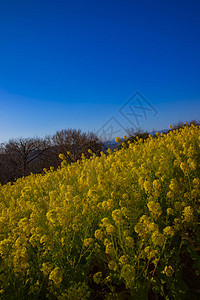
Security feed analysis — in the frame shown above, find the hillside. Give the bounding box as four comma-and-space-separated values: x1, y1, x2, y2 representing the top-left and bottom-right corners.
0, 124, 200, 299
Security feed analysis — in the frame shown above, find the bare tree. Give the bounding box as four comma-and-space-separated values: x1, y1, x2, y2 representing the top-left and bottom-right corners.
0, 137, 50, 182
126, 127, 149, 141
52, 129, 103, 162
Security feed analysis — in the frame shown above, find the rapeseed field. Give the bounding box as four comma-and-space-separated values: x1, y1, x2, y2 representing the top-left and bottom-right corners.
0, 123, 200, 299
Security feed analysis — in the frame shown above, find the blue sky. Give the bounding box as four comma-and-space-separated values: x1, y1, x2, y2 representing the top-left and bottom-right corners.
0, 0, 200, 142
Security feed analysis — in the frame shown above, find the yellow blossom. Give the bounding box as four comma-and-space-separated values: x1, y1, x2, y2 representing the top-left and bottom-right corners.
112, 209, 124, 225
101, 218, 111, 226
182, 206, 194, 222
121, 264, 135, 288
108, 260, 118, 271
94, 229, 104, 240
40, 235, 48, 244
49, 267, 63, 286
163, 226, 175, 237
119, 255, 129, 265
125, 236, 134, 248
59, 153, 66, 161
105, 243, 115, 255
143, 180, 152, 193
151, 231, 165, 247
147, 201, 162, 216
41, 262, 53, 276
153, 179, 161, 190
106, 224, 116, 235
115, 137, 121, 143
93, 272, 103, 284
162, 266, 174, 277
167, 208, 174, 215
84, 238, 94, 248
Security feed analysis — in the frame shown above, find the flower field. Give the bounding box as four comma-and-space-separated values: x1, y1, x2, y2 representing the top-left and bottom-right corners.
0, 124, 200, 299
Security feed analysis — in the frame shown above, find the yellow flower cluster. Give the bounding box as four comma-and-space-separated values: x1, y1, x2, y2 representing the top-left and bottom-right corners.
121, 264, 135, 288
182, 206, 194, 222
163, 226, 175, 237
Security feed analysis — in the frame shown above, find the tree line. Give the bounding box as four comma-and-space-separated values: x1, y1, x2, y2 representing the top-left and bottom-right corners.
0, 129, 103, 185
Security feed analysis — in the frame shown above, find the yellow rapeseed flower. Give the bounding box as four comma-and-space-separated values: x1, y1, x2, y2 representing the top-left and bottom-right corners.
162, 266, 174, 277
59, 153, 66, 161
147, 201, 162, 216
93, 272, 103, 284
182, 206, 194, 222
49, 267, 63, 286
108, 260, 118, 271
84, 238, 94, 248
94, 229, 104, 240
115, 137, 121, 143
163, 226, 175, 237
106, 224, 116, 235
125, 236, 134, 248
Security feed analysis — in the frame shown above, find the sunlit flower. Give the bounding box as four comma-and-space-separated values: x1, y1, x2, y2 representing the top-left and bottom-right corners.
93, 272, 103, 284
108, 260, 118, 271
163, 226, 175, 237
49, 267, 63, 286
162, 266, 174, 277
182, 206, 194, 222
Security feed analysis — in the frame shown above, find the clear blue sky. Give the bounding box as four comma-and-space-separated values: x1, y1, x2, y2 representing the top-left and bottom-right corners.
0, 0, 200, 142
